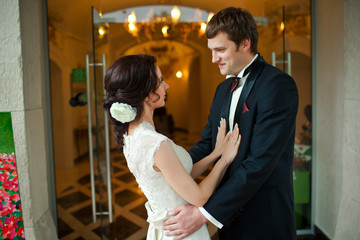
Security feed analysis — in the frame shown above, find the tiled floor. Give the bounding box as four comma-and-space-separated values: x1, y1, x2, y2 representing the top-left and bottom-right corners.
56, 129, 320, 240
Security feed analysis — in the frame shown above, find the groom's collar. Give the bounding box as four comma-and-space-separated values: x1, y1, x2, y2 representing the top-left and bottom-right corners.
226, 54, 259, 79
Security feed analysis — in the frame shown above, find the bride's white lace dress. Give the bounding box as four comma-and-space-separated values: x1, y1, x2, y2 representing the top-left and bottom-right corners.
123, 121, 210, 240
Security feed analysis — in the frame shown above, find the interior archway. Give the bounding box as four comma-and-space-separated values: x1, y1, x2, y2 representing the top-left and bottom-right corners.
124, 40, 200, 132
49, 2, 313, 238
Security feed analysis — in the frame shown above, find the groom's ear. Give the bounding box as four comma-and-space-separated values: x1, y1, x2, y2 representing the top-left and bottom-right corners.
240, 39, 251, 51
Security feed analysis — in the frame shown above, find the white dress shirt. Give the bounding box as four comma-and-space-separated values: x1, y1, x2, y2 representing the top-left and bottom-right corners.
198, 54, 258, 228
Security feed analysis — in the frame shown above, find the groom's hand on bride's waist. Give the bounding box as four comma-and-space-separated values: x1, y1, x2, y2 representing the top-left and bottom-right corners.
162, 205, 207, 240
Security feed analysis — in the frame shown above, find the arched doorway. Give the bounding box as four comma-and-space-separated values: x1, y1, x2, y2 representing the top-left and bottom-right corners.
50, 2, 313, 239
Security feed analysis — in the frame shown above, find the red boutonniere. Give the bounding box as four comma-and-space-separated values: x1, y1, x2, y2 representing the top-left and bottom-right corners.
242, 102, 250, 114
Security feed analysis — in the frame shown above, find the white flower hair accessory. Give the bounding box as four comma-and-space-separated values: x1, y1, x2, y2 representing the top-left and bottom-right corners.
110, 102, 137, 123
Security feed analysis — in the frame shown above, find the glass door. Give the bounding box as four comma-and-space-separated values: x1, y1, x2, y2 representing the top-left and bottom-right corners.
84, 7, 113, 238
258, 3, 312, 233
89, 6, 220, 239
88, 2, 312, 238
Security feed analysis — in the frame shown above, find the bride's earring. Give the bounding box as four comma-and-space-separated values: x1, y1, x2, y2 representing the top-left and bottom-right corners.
145, 97, 152, 106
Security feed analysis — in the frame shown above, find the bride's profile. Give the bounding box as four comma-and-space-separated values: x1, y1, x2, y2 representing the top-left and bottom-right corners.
103, 54, 241, 239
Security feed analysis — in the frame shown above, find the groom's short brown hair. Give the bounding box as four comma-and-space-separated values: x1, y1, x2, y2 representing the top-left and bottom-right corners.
206, 7, 258, 54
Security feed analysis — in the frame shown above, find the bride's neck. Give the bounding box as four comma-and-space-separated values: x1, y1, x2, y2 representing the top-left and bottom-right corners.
129, 106, 155, 131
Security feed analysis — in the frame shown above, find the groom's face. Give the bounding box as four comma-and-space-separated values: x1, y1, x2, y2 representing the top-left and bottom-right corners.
208, 32, 248, 76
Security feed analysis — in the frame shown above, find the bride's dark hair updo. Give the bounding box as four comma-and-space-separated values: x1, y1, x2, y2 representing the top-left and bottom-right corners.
103, 54, 158, 148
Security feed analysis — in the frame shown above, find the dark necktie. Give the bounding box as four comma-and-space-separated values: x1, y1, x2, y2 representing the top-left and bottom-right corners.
230, 77, 241, 93
229, 67, 251, 93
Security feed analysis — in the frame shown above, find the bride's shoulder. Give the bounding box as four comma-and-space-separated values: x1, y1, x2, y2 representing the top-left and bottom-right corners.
125, 122, 171, 159
128, 121, 168, 140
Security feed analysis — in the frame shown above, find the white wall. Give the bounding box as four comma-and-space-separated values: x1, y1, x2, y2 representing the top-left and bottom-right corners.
314, 0, 344, 236
314, 0, 360, 238
334, 0, 360, 238
0, 0, 57, 238
1, 0, 360, 238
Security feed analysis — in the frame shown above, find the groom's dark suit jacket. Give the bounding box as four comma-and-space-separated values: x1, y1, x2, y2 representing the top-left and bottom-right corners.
189, 56, 298, 240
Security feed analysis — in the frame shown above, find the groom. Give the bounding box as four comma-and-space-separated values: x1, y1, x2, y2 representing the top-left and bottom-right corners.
163, 7, 298, 239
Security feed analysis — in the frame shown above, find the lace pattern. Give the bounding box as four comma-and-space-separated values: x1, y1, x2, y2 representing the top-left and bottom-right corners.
123, 122, 192, 212
123, 121, 210, 239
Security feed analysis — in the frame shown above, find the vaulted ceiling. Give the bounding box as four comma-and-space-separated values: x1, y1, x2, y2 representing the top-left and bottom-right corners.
47, 0, 309, 41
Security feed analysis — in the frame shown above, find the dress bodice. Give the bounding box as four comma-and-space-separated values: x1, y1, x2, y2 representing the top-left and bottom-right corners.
123, 121, 210, 239
123, 122, 191, 213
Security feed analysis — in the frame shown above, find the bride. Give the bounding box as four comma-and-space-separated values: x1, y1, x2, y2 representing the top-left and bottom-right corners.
103, 54, 241, 239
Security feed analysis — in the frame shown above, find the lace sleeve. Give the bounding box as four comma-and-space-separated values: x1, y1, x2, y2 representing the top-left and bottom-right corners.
142, 131, 168, 163
127, 128, 168, 179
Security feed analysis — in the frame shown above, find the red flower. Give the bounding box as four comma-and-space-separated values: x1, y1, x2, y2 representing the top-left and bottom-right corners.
17, 226, 25, 238
2, 224, 17, 239
0, 172, 8, 182
10, 193, 20, 202
1, 200, 17, 216
2, 194, 10, 203
0, 153, 24, 239
2, 216, 19, 239
3, 180, 17, 191
5, 215, 19, 226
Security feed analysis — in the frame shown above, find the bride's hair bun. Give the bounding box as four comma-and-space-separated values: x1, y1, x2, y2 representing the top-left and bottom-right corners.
103, 54, 158, 148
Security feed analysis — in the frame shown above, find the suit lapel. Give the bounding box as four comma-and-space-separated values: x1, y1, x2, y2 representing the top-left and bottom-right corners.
234, 56, 265, 123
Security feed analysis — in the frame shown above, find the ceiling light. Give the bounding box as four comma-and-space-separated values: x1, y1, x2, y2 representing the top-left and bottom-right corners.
98, 25, 106, 38
162, 26, 169, 37
207, 13, 214, 22
171, 6, 181, 23
176, 71, 183, 78
128, 11, 136, 23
